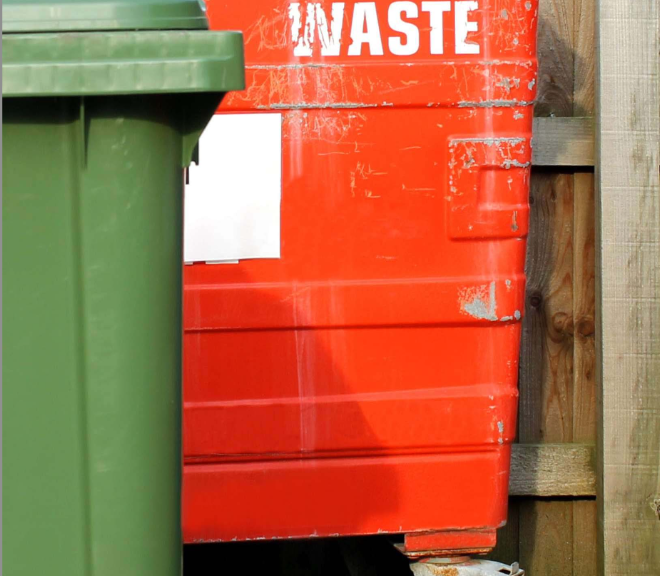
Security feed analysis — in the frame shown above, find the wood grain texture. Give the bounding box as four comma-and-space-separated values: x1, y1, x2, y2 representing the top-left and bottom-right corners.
572, 173, 596, 447
517, 169, 575, 576
518, 3, 581, 574
510, 444, 596, 497
596, 2, 660, 575
572, 171, 598, 576
573, 0, 596, 116
520, 171, 575, 444
532, 117, 594, 166
572, 2, 598, 574
519, 500, 574, 576
535, 0, 575, 117
573, 499, 598, 576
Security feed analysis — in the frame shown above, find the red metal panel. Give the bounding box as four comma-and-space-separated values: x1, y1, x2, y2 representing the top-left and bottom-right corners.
183, 0, 538, 553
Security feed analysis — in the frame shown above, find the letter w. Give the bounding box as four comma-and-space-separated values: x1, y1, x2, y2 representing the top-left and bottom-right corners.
289, 3, 345, 56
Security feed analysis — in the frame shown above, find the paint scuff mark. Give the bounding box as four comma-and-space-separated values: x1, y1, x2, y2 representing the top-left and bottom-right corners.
451, 137, 525, 146
460, 281, 498, 321
402, 184, 436, 195
503, 159, 531, 169
350, 161, 384, 197
263, 102, 379, 110
511, 210, 519, 231
248, 63, 343, 71
458, 100, 534, 108
496, 77, 512, 93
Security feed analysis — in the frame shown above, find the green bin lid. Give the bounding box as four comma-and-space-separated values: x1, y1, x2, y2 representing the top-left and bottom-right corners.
2, 0, 210, 33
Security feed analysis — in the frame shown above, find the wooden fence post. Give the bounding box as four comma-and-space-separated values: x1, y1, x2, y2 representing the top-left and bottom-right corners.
595, 2, 660, 575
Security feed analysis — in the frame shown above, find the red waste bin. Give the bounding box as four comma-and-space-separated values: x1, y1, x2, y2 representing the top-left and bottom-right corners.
183, 0, 538, 557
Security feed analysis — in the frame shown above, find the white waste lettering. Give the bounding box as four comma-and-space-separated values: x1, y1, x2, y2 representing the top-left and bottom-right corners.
290, 2, 345, 56
289, 1, 482, 56
348, 2, 384, 56
388, 1, 420, 56
421, 1, 451, 54
455, 1, 480, 54
316, 3, 345, 56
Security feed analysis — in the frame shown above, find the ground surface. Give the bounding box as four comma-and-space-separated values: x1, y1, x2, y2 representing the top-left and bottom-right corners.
184, 535, 413, 575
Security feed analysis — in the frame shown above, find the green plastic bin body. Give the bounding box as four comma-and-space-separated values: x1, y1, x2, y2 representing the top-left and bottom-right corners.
2, 3, 244, 575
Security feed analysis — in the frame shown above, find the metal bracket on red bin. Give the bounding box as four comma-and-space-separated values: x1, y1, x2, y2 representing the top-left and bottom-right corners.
410, 558, 524, 576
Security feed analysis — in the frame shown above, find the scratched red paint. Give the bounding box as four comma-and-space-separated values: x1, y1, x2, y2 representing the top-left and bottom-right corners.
182, 0, 538, 554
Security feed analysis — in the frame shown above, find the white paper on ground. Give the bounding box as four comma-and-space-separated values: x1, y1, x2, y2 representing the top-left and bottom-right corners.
184, 113, 282, 263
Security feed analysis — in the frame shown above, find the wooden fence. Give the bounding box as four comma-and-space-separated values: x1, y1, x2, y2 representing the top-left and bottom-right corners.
488, 1, 659, 575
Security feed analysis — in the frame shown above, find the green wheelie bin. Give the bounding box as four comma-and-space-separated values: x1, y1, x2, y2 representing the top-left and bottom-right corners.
2, 1, 244, 574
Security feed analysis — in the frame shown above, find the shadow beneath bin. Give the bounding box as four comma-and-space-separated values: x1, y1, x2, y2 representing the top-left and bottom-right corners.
184, 534, 411, 575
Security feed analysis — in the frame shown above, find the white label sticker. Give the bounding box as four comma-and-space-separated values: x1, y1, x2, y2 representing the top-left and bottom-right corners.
184, 113, 282, 264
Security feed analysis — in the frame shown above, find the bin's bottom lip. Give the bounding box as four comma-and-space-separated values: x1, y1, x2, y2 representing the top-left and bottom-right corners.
1, 30, 245, 97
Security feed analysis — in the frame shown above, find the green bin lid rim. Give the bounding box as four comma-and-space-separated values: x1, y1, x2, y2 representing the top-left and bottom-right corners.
2, 0, 209, 33
2, 30, 245, 97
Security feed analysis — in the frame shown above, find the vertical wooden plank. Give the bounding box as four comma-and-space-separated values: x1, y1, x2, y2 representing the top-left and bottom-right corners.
596, 1, 660, 575
573, 0, 596, 116
535, 0, 575, 118
518, 1, 578, 571
572, 171, 598, 576
518, 172, 575, 575
571, 167, 596, 439
519, 172, 575, 445
573, 499, 598, 576
572, 0, 598, 573
520, 500, 574, 574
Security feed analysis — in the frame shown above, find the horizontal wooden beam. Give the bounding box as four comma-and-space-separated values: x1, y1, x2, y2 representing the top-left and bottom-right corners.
509, 443, 596, 497
532, 116, 595, 167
